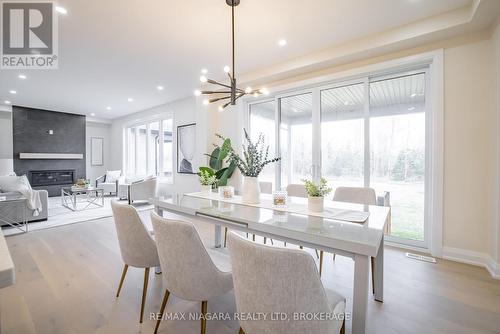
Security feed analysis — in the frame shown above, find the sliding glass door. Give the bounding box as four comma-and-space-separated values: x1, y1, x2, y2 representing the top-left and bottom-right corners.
320, 83, 365, 191
247, 69, 428, 247
369, 73, 426, 241
279, 93, 313, 187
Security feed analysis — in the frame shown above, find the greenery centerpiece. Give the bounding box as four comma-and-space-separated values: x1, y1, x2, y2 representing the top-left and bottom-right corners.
227, 129, 280, 204
302, 177, 332, 212
198, 169, 217, 194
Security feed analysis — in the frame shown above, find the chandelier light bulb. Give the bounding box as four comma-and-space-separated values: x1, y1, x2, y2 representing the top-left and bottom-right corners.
253, 92, 259, 97
201, 68, 208, 74
224, 66, 231, 73
203, 99, 209, 106
245, 87, 252, 94
194, 90, 202, 96
200, 75, 208, 83
218, 105, 224, 112
259, 88, 269, 95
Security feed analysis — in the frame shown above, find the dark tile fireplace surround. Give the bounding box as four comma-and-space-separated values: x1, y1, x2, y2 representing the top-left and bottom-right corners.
13, 106, 86, 197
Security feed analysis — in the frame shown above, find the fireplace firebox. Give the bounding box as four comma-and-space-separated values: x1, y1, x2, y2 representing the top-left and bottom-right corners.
29, 170, 75, 187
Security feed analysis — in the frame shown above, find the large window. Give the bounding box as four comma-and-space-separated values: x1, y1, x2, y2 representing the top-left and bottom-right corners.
247, 70, 428, 246
125, 116, 173, 182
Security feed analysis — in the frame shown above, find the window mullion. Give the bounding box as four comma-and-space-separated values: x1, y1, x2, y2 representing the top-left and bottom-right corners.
364, 77, 370, 188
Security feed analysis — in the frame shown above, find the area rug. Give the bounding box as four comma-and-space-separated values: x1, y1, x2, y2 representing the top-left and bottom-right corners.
2, 196, 154, 236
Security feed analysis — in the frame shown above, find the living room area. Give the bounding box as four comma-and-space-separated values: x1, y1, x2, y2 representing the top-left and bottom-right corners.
1, 1, 500, 334
0, 105, 161, 234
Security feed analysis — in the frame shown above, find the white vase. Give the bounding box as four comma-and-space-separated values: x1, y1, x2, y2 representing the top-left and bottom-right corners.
200, 185, 212, 195
242, 176, 261, 204
308, 196, 324, 212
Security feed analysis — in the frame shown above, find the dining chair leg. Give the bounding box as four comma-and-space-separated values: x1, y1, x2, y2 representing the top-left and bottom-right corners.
201, 300, 208, 334
319, 251, 324, 276
333, 253, 336, 260
263, 237, 267, 244
154, 289, 171, 334
224, 227, 228, 247
252, 234, 256, 242
340, 319, 345, 334
314, 249, 320, 259
371, 257, 375, 294
140, 268, 150, 323
116, 264, 128, 297
299, 245, 303, 249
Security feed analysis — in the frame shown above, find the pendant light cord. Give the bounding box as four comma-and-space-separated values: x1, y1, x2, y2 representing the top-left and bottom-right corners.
232, 3, 235, 82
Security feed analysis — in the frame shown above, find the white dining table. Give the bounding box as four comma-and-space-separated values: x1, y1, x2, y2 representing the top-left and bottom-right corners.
150, 192, 389, 334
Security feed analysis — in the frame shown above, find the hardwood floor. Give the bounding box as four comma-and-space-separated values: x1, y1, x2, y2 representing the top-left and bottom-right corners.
2, 214, 500, 334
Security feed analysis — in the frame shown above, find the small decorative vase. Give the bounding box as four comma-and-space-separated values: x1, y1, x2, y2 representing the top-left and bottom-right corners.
200, 185, 212, 195
308, 196, 324, 212
242, 176, 261, 204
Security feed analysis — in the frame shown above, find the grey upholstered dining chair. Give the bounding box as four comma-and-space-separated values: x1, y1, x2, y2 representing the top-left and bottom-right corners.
227, 232, 346, 334
110, 201, 160, 323
286, 183, 308, 198
333, 186, 378, 293
150, 212, 233, 334
259, 181, 273, 194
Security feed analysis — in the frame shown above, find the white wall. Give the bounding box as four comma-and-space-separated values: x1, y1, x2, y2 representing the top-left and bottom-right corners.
0, 111, 12, 159
86, 121, 111, 183
493, 21, 500, 265
109, 96, 208, 195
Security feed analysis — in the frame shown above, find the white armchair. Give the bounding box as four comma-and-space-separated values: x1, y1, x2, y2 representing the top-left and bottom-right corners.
96, 170, 122, 196
126, 177, 157, 204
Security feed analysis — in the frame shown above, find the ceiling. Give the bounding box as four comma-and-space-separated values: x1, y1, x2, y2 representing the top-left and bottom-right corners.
0, 0, 482, 119
252, 72, 426, 122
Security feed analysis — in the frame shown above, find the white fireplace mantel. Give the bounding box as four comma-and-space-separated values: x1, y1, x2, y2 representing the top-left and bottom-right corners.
19, 153, 84, 160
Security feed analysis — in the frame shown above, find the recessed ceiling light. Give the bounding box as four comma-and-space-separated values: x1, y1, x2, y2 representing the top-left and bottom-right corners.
157, 85, 164, 91
55, 6, 67, 14
90, 113, 95, 116
18, 74, 26, 79
106, 106, 112, 111
9, 90, 17, 94
127, 98, 134, 102
4, 100, 11, 104
278, 39, 287, 47
201, 68, 208, 74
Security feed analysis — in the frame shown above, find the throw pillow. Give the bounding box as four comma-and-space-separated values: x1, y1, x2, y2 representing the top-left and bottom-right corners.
106, 170, 121, 183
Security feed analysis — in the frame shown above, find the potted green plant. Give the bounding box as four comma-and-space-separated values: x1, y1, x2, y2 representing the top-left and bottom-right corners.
198, 169, 217, 194
198, 134, 237, 188
228, 129, 280, 204
302, 178, 332, 212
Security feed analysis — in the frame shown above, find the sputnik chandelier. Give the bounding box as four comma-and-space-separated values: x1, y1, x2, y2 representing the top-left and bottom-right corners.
195, 0, 269, 111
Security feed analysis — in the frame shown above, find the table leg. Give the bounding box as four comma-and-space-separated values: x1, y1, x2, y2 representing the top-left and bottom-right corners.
374, 235, 384, 302
154, 206, 163, 217
352, 254, 369, 334
214, 225, 222, 248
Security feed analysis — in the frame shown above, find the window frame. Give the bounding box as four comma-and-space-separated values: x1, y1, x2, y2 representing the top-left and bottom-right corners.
243, 50, 444, 255
123, 112, 174, 184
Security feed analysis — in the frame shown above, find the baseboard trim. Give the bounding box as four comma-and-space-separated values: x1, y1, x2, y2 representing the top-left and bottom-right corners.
442, 247, 500, 279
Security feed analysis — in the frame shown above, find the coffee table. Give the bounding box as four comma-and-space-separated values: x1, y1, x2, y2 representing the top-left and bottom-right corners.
61, 187, 104, 211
